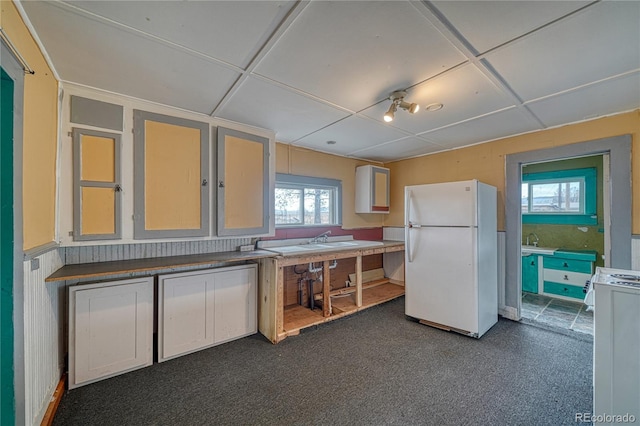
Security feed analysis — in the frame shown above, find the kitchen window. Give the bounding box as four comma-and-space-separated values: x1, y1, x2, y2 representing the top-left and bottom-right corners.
275, 174, 342, 227
521, 168, 597, 225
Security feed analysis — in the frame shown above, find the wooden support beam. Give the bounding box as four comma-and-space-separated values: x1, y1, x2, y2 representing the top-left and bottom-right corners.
276, 265, 284, 334
356, 255, 363, 307
322, 260, 331, 317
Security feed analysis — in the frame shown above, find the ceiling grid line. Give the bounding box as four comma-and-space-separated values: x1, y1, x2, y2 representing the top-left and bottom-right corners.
49, 0, 245, 74
416, 1, 545, 129
20, 0, 640, 162
209, 1, 311, 116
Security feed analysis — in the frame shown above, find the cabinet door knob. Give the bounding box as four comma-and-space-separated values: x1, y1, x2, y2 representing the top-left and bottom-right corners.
219, 180, 224, 188
564, 275, 569, 280
563, 262, 568, 267
202, 179, 208, 186
530, 261, 535, 266
114, 184, 122, 192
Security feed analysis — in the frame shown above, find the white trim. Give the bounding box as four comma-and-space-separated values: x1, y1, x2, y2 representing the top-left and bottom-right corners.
22, 241, 59, 261
13, 0, 61, 81
603, 153, 611, 267
500, 306, 519, 321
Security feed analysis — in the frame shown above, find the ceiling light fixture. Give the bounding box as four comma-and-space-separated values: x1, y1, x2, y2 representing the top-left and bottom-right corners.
383, 91, 419, 122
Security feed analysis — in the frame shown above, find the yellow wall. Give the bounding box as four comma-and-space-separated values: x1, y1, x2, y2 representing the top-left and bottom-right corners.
275, 143, 384, 229
385, 110, 640, 232
1, 1, 59, 250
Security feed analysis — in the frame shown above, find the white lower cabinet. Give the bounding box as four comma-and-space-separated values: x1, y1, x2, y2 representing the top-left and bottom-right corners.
158, 264, 257, 362
69, 277, 154, 389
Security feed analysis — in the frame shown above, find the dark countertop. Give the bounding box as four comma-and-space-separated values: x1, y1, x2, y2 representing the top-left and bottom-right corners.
46, 240, 405, 282
45, 249, 276, 282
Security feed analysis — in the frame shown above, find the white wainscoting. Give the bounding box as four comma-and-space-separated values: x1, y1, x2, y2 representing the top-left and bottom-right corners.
64, 238, 252, 264
22, 248, 64, 426
22, 237, 254, 425
382, 226, 404, 241
497, 231, 509, 318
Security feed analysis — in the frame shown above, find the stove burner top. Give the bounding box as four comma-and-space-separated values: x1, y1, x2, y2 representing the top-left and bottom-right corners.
608, 280, 640, 288
610, 273, 640, 281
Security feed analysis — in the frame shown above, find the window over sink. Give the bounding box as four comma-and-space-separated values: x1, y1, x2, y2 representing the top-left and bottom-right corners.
521, 167, 597, 225
275, 174, 342, 227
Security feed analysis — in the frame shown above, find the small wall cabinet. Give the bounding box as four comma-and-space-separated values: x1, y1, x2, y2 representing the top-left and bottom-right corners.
68, 277, 154, 389
355, 165, 390, 214
133, 110, 210, 239
217, 127, 271, 236
72, 128, 122, 241
158, 264, 257, 362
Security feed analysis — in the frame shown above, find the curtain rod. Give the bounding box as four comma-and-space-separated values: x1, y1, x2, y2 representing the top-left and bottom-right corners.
0, 28, 35, 75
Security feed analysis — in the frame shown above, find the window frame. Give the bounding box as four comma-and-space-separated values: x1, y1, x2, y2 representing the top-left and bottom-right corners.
275, 174, 342, 228
521, 167, 597, 225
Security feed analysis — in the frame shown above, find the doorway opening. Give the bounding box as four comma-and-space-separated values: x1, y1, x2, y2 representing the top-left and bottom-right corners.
519, 155, 607, 336
504, 135, 632, 332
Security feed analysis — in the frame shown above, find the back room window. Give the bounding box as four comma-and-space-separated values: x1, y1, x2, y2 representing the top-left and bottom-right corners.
275, 174, 342, 227
521, 167, 597, 225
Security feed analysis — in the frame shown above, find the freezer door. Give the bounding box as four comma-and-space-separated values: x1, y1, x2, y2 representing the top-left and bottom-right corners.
405, 226, 479, 334
405, 181, 477, 227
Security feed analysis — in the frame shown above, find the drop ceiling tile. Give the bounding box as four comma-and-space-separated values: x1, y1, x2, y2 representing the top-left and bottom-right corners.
295, 115, 409, 156
217, 77, 350, 143
422, 108, 541, 148
22, 1, 240, 114
360, 64, 514, 134
349, 136, 446, 162
432, 1, 590, 54
527, 72, 640, 128
63, 0, 297, 68
254, 1, 466, 112
484, 1, 640, 102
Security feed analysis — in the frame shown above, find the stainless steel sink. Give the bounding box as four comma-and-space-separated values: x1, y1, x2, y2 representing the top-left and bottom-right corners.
521, 245, 558, 255
265, 240, 384, 256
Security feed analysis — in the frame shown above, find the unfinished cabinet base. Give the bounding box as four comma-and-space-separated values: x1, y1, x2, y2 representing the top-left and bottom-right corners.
258, 243, 404, 344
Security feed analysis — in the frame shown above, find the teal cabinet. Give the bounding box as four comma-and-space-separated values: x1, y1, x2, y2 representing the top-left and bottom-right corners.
522, 255, 539, 293
542, 250, 596, 300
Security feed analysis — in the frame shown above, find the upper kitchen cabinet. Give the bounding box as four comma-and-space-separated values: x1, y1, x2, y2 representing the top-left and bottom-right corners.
355, 165, 390, 214
217, 127, 271, 236
133, 110, 210, 239
72, 128, 122, 241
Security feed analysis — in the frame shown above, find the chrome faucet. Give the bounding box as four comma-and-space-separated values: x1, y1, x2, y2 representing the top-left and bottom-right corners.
309, 230, 331, 244
526, 232, 539, 247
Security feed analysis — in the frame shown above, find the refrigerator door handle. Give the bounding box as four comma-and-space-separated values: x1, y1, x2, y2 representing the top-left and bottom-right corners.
407, 225, 413, 263
406, 190, 413, 263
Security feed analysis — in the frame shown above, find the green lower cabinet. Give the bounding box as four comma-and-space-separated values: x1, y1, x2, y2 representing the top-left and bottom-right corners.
543, 281, 585, 299
522, 255, 539, 293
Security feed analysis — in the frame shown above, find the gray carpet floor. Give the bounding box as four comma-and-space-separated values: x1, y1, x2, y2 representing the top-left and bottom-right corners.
53, 297, 593, 425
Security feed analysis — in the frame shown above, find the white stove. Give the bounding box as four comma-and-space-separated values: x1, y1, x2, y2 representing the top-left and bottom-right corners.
589, 267, 640, 421
584, 267, 640, 310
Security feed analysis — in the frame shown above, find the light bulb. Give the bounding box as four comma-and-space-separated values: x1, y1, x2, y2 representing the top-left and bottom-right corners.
383, 102, 397, 122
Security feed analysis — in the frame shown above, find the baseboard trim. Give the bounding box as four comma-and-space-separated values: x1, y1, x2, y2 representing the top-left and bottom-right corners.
41, 373, 66, 426
499, 306, 519, 321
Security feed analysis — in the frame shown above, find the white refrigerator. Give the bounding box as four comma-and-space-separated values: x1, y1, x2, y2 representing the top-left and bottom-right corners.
404, 180, 498, 338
